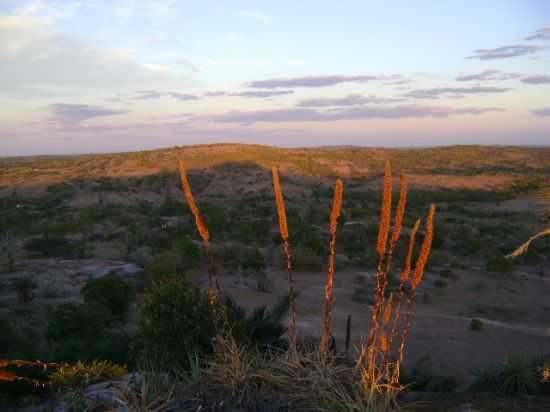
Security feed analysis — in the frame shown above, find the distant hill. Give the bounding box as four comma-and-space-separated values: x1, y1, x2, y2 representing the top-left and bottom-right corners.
1, 144, 550, 191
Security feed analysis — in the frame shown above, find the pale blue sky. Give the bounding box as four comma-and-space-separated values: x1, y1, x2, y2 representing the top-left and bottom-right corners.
0, 0, 549, 155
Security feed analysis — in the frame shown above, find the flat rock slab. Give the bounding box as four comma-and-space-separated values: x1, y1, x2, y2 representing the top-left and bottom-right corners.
2, 259, 144, 300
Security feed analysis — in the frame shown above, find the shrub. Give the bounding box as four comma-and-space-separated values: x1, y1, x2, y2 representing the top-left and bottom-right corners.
46, 303, 129, 363
486, 256, 514, 272
24, 235, 71, 257
158, 198, 185, 216
470, 318, 483, 331
50, 360, 128, 392
145, 251, 185, 283
174, 236, 200, 269
225, 295, 289, 350
222, 243, 241, 273
471, 354, 549, 396
292, 246, 323, 271
433, 279, 447, 288
401, 356, 461, 392
439, 269, 452, 278
241, 247, 265, 275
136, 279, 217, 368
81, 271, 134, 317
13, 278, 36, 304
0, 318, 39, 359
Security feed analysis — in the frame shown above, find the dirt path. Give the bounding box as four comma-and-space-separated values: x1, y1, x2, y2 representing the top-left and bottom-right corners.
415, 311, 550, 338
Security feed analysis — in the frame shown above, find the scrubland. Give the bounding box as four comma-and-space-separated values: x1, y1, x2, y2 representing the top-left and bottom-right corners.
1, 144, 549, 411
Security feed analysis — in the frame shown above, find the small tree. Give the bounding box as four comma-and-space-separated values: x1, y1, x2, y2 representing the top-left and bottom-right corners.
136, 278, 217, 368
145, 251, 185, 283
81, 271, 135, 317
46, 302, 128, 363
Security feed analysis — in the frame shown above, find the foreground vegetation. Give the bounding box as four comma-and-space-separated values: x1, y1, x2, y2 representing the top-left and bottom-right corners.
1, 145, 549, 410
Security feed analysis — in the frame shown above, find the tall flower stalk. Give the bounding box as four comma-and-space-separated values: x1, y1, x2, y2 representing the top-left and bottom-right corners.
272, 166, 298, 351
321, 178, 344, 355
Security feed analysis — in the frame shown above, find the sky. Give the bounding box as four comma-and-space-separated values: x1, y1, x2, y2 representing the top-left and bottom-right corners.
0, 0, 549, 156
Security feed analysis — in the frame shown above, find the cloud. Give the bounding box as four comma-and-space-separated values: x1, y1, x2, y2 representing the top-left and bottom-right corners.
0, 15, 191, 95
49, 103, 128, 123
531, 107, 550, 117
525, 27, 550, 41
296, 94, 404, 107
467, 44, 545, 60
520, 75, 550, 84
404, 86, 511, 99
205, 90, 294, 98
111, 0, 178, 22
239, 10, 271, 24
203, 105, 503, 124
245, 74, 400, 89
108, 90, 200, 102
456, 69, 521, 82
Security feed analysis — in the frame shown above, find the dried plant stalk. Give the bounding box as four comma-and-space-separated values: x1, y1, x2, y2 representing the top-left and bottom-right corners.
387, 220, 420, 360
321, 178, 344, 354
345, 314, 352, 356
179, 160, 210, 245
390, 174, 408, 250
178, 160, 219, 304
506, 228, 550, 258
272, 166, 297, 350
411, 204, 436, 291
376, 161, 393, 256
272, 166, 289, 240
392, 205, 436, 384
377, 174, 408, 353
382, 294, 394, 327
360, 162, 394, 367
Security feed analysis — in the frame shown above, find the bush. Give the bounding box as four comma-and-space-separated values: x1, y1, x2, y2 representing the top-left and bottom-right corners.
241, 247, 265, 275
401, 355, 461, 392
470, 318, 483, 332
24, 235, 71, 257
439, 269, 452, 278
0, 318, 39, 359
136, 279, 217, 368
471, 353, 550, 396
81, 271, 134, 317
174, 236, 200, 269
46, 303, 129, 363
224, 295, 289, 350
145, 251, 186, 283
486, 256, 514, 272
50, 360, 127, 392
13, 278, 36, 304
292, 246, 323, 271
433, 279, 447, 288
158, 198, 185, 216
